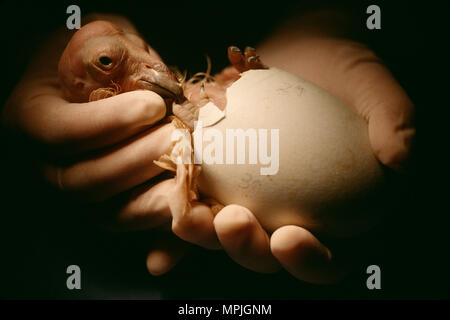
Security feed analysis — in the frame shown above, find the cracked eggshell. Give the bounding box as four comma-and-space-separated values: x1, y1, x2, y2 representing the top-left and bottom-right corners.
197, 68, 384, 236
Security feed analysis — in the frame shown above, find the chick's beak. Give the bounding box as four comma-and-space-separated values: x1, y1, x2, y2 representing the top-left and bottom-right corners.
137, 62, 184, 103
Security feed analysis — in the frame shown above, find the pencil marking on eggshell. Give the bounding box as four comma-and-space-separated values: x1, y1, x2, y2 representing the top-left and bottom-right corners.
197, 68, 384, 236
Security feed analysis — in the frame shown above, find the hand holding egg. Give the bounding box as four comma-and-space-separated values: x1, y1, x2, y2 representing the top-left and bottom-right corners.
203, 32, 415, 283
4, 13, 414, 284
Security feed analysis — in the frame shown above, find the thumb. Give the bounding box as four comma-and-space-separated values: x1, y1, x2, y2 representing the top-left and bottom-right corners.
345, 59, 415, 171
258, 37, 415, 171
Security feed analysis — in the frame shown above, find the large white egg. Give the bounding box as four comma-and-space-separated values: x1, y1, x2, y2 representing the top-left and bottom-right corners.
195, 68, 384, 236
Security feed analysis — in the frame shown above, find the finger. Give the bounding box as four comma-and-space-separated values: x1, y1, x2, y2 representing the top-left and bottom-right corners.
43, 122, 174, 201
348, 63, 415, 170
270, 225, 346, 284
173, 202, 221, 249
325, 41, 415, 170
214, 205, 280, 273
169, 163, 221, 250
12, 88, 167, 156
259, 38, 414, 170
146, 232, 191, 276
227, 46, 247, 73
108, 178, 174, 231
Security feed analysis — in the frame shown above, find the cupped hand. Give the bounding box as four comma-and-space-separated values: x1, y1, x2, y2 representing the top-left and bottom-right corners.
3, 15, 261, 279
2, 14, 175, 202
3, 12, 414, 283
1, 14, 222, 274
208, 28, 414, 283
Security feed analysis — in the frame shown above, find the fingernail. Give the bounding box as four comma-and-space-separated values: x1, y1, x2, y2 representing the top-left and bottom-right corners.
245, 46, 256, 52
230, 46, 241, 52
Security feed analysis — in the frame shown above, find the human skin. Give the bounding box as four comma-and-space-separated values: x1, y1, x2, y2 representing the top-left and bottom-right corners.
1, 13, 226, 253
0, 13, 272, 276
210, 10, 415, 283
2, 10, 414, 284
156, 9, 414, 283
53, 20, 270, 255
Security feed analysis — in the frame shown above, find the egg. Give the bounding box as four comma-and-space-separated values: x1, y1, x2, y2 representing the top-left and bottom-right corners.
194, 68, 384, 237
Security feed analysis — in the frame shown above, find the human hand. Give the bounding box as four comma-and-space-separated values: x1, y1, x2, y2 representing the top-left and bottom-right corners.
2, 14, 174, 201
2, 14, 238, 279
1, 14, 218, 269
206, 16, 414, 284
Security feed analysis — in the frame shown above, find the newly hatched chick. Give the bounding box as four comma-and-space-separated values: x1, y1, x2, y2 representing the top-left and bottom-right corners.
58, 20, 183, 104
58, 20, 265, 247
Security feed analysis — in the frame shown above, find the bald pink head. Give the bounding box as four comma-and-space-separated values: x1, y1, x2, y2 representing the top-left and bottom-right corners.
58, 20, 183, 102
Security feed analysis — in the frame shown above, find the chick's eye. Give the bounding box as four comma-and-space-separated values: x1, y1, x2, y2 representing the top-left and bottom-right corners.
99, 56, 113, 66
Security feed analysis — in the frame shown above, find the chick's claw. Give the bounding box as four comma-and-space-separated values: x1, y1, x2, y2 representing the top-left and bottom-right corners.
227, 45, 267, 73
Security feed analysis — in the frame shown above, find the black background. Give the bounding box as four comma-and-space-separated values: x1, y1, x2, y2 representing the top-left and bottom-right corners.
0, 0, 449, 300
